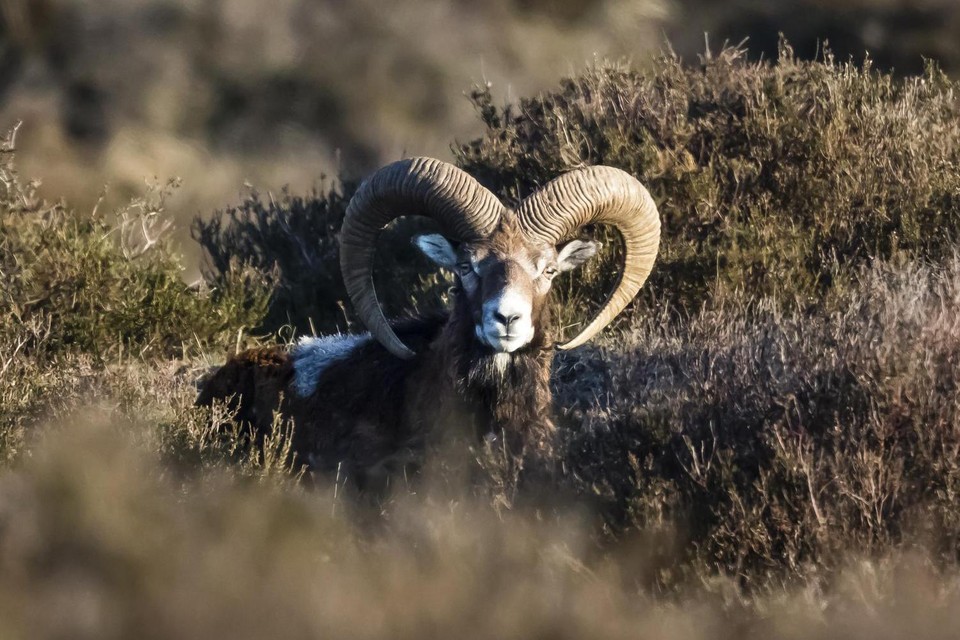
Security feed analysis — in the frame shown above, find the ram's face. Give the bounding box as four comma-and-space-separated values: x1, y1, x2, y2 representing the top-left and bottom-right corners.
416, 224, 599, 353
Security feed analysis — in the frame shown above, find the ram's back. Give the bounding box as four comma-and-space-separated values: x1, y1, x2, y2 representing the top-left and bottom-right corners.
195, 345, 293, 442
195, 316, 449, 480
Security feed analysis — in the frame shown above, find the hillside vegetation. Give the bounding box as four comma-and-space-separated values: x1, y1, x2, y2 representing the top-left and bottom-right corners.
3, 46, 960, 637
199, 44, 960, 335
5, 0, 960, 265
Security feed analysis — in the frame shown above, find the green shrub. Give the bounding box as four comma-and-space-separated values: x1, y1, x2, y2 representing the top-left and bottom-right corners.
0, 137, 271, 458
0, 150, 270, 361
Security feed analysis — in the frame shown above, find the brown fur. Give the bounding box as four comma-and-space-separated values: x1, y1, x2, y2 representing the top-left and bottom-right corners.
196, 346, 293, 443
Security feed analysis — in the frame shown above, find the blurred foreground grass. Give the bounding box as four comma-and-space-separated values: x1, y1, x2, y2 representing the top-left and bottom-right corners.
4, 413, 960, 639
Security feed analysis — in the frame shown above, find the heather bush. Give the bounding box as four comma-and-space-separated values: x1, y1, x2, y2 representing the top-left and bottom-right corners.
556, 255, 960, 581
0, 139, 270, 461
7, 414, 960, 639
196, 44, 960, 339
457, 43, 960, 319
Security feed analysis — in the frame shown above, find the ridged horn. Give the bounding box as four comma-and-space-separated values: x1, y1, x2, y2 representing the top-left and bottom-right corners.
516, 166, 661, 350
340, 157, 505, 359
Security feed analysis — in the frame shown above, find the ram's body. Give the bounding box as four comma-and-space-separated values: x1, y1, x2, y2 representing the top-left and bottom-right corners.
198, 311, 554, 487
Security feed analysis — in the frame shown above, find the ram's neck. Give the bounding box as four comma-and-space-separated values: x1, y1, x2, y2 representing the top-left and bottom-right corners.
436, 301, 557, 452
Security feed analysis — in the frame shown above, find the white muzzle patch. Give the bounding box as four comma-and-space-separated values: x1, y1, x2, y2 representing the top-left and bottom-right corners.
477, 287, 534, 353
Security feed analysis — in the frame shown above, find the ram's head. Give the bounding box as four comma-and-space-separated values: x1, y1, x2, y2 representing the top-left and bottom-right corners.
340, 158, 661, 358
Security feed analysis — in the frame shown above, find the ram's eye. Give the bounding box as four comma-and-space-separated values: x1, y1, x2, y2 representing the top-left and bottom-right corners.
543, 266, 559, 278
457, 263, 473, 276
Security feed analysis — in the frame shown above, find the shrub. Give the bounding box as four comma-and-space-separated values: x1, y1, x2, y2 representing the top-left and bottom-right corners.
0, 145, 270, 361
457, 43, 960, 317
197, 44, 960, 340
0, 136, 271, 459
555, 255, 960, 581
194, 184, 454, 336
6, 413, 960, 639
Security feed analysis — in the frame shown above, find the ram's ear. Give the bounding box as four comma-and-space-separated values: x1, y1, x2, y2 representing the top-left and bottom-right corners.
557, 239, 601, 272
413, 234, 458, 268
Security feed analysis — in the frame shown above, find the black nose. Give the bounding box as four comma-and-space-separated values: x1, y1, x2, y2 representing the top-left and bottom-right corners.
494, 312, 520, 328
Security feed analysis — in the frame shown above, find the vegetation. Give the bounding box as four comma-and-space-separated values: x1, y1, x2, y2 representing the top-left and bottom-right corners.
194, 184, 449, 336
5, 0, 960, 258
0, 179, 269, 360
0, 132, 269, 461
457, 43, 960, 314
556, 256, 960, 580
4, 46, 960, 636
198, 44, 960, 336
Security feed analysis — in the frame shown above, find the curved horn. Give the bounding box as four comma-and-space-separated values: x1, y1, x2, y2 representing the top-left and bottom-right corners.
516, 166, 660, 350
340, 157, 505, 359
